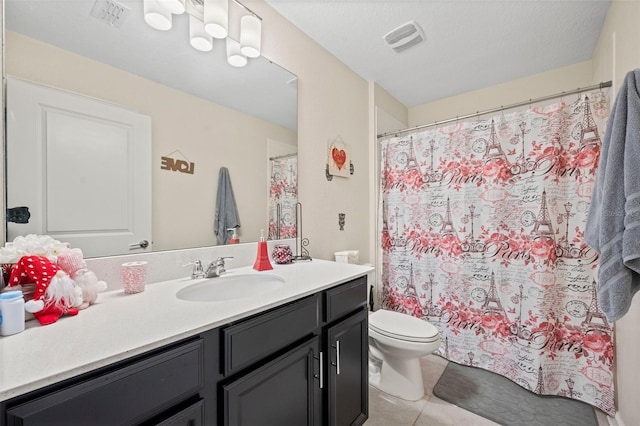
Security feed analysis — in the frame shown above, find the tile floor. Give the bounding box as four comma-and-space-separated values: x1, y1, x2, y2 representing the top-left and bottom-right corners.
364, 355, 611, 426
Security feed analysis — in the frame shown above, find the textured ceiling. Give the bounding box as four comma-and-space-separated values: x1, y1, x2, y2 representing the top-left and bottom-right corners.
264, 0, 611, 107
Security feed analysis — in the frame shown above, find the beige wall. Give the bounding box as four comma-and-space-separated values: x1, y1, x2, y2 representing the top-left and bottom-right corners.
374, 84, 409, 131
6, 31, 296, 252
409, 60, 595, 126
591, 2, 640, 425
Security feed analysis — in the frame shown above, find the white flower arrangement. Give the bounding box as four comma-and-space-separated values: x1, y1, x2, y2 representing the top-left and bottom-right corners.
0, 234, 71, 264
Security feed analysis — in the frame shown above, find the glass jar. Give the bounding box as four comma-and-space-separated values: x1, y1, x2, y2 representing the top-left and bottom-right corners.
272, 244, 293, 264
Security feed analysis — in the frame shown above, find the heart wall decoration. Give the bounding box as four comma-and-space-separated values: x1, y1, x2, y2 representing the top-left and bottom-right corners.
327, 135, 350, 178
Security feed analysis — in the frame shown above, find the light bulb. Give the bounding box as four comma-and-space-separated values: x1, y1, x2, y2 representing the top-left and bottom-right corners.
189, 15, 213, 52
157, 0, 185, 14
143, 0, 172, 31
226, 38, 247, 67
204, 0, 228, 39
240, 15, 261, 58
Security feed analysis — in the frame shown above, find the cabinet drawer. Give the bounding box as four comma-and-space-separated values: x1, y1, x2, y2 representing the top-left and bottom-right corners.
6, 339, 204, 426
223, 294, 321, 376
155, 399, 204, 426
324, 276, 367, 323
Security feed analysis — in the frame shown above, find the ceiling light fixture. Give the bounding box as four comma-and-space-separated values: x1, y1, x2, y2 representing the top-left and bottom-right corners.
189, 15, 213, 52
226, 38, 247, 67
143, 0, 262, 67
143, 0, 173, 31
240, 14, 261, 58
204, 0, 228, 39
158, 0, 185, 15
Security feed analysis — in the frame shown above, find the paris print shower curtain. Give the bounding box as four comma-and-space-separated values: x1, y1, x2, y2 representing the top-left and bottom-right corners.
268, 156, 298, 240
379, 92, 614, 414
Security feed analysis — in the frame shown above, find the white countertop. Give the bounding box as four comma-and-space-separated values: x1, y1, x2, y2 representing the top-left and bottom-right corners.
0, 259, 373, 401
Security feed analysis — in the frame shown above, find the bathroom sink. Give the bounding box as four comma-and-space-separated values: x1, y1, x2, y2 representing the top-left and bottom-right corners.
176, 273, 285, 302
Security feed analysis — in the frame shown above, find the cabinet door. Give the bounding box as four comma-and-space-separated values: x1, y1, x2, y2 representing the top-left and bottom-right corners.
223, 337, 322, 426
327, 309, 368, 426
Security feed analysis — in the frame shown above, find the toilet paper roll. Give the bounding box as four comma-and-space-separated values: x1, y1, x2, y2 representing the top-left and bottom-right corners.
334, 250, 360, 264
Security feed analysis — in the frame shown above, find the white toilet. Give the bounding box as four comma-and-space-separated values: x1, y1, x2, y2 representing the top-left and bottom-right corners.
368, 309, 441, 401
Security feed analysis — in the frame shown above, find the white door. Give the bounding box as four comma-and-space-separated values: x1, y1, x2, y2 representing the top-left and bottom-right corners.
6, 77, 152, 257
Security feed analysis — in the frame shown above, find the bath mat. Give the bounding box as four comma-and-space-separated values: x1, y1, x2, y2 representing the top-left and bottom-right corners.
432, 362, 597, 426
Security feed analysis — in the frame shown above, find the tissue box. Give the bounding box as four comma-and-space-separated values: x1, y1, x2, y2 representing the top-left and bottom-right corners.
334, 250, 359, 264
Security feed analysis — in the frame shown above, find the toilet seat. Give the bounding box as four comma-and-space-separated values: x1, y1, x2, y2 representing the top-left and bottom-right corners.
369, 309, 439, 343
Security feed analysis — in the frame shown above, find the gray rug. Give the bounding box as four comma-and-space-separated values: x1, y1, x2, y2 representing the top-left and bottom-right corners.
433, 362, 597, 426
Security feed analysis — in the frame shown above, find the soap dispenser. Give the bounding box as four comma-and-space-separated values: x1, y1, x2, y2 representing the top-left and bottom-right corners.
253, 230, 273, 271
228, 228, 240, 244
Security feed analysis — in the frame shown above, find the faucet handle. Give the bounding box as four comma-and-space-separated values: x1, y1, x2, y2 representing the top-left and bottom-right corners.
183, 260, 205, 279
216, 256, 234, 265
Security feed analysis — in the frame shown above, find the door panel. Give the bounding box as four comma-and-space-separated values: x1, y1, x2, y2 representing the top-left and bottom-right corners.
327, 309, 368, 426
6, 77, 152, 257
223, 337, 321, 426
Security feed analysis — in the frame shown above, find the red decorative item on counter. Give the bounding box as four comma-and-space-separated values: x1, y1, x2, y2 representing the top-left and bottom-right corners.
272, 245, 293, 264
253, 230, 273, 271
8, 255, 83, 325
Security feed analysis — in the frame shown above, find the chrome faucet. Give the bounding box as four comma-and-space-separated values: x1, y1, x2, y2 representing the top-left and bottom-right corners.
205, 256, 233, 278
188, 260, 206, 279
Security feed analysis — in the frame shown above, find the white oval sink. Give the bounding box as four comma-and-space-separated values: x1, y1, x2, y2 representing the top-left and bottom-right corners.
176, 273, 285, 302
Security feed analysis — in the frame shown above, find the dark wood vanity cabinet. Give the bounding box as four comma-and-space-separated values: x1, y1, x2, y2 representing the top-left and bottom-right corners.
2, 339, 206, 426
0, 276, 368, 426
220, 275, 368, 426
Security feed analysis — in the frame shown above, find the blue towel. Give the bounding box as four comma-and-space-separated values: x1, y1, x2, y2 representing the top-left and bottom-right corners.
214, 167, 240, 245
585, 69, 640, 322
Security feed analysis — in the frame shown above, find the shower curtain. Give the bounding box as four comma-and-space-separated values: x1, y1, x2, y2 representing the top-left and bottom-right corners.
379, 92, 614, 415
268, 156, 298, 240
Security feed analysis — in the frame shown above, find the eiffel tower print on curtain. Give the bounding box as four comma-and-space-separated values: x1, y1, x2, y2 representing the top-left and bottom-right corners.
405, 136, 419, 172
582, 280, 610, 334
532, 189, 555, 242
440, 197, 457, 237
483, 119, 508, 162
579, 96, 602, 150
482, 272, 506, 316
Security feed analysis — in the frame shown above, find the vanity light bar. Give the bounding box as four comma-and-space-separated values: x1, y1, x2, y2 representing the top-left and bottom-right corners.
143, 0, 262, 67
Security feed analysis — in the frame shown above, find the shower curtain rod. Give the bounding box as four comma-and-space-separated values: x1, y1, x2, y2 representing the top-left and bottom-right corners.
377, 80, 613, 139
269, 152, 298, 161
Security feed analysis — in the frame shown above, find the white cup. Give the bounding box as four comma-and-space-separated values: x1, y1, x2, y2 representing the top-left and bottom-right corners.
121, 261, 148, 294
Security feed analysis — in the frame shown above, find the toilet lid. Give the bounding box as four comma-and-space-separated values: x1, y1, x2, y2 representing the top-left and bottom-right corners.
369, 309, 439, 343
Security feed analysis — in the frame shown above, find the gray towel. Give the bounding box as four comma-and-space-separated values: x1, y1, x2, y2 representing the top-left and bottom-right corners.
585, 69, 640, 322
214, 167, 240, 245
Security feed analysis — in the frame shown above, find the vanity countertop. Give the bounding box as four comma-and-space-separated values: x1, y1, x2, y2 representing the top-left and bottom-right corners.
0, 259, 373, 401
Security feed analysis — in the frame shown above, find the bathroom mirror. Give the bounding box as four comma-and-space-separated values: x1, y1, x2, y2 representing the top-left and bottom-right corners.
4, 0, 298, 257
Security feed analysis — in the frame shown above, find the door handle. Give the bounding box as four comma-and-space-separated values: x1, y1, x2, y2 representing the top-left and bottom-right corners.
331, 341, 341, 375
129, 240, 149, 249
314, 351, 324, 389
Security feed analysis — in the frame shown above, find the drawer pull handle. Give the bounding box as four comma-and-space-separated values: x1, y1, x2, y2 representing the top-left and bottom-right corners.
320, 351, 324, 389
314, 351, 324, 389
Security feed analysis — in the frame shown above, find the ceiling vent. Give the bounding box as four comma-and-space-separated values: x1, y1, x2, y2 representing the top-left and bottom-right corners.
90, 0, 130, 27
383, 21, 425, 53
